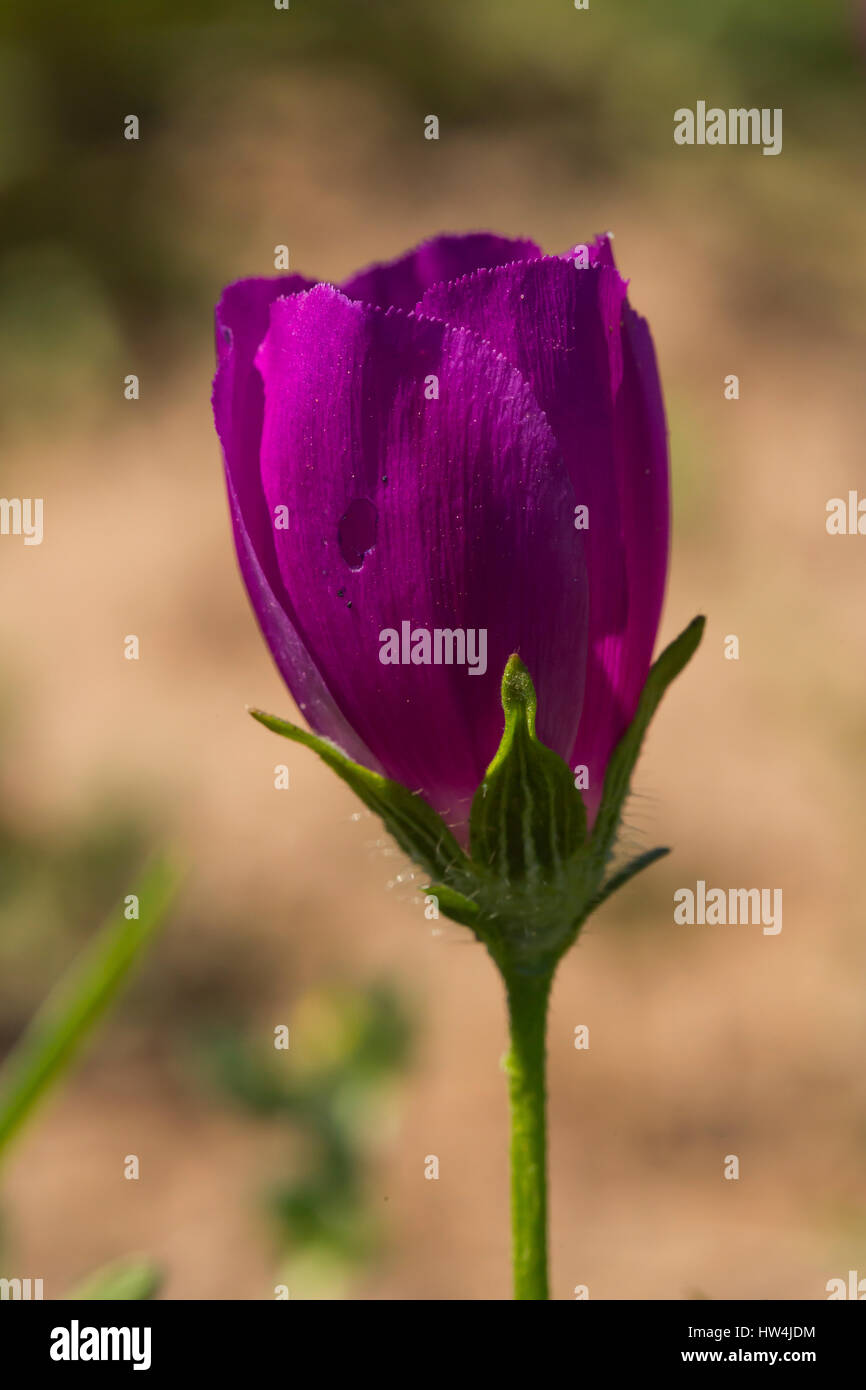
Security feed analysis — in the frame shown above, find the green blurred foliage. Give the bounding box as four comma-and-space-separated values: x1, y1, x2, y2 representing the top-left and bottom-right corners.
203, 982, 413, 1297
0, 707, 276, 1048
0, 858, 176, 1294
0, 855, 178, 1162
69, 1256, 163, 1300
0, 801, 150, 1045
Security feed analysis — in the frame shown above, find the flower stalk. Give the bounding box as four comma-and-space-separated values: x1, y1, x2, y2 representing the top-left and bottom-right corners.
503, 964, 555, 1300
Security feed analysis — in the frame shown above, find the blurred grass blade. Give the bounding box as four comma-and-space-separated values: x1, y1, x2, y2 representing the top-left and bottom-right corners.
0, 855, 179, 1164
68, 1256, 163, 1301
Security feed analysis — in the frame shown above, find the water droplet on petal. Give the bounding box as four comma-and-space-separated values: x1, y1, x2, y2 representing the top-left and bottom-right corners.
338, 497, 378, 570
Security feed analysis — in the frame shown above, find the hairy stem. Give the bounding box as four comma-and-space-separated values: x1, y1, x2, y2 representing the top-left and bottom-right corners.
502, 964, 555, 1300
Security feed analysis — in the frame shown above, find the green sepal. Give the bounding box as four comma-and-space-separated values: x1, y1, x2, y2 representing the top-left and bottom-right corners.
249, 708, 470, 886
583, 846, 670, 917
589, 615, 705, 867
469, 655, 587, 885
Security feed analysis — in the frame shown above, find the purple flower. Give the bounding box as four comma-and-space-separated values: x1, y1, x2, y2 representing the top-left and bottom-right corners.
213, 233, 669, 834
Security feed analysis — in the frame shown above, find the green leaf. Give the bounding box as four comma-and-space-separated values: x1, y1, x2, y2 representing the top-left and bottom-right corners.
591, 616, 705, 866
249, 709, 469, 884
469, 655, 587, 884
69, 1257, 163, 1301
0, 855, 179, 1164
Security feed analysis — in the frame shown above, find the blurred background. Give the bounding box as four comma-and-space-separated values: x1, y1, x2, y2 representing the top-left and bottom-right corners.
0, 0, 864, 1299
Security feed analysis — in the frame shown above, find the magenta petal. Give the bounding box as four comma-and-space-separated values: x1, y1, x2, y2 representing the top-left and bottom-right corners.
254, 284, 588, 825
420, 244, 669, 814
582, 301, 669, 800
420, 256, 627, 626
586, 232, 617, 270
575, 241, 669, 809
340, 232, 542, 311
213, 276, 382, 768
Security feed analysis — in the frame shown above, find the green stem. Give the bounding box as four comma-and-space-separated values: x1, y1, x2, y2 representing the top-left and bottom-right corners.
503, 964, 555, 1300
